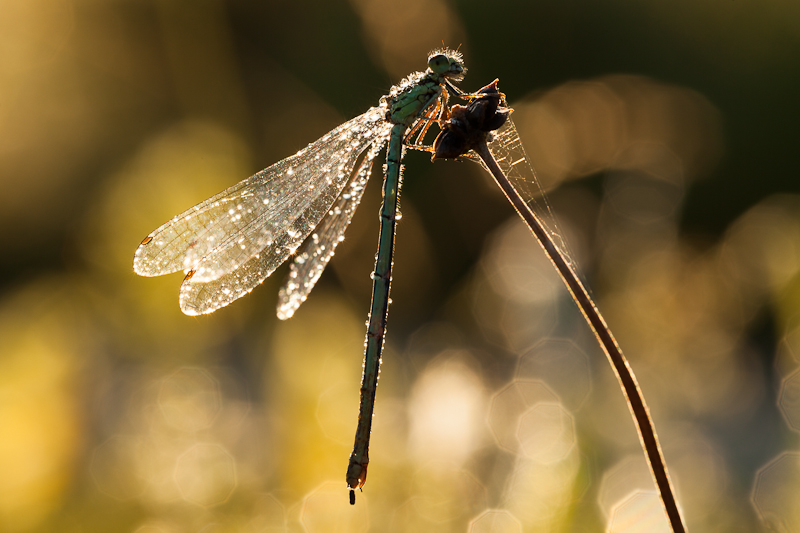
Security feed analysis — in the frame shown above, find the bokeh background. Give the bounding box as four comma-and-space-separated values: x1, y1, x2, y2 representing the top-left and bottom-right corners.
2, 0, 799, 531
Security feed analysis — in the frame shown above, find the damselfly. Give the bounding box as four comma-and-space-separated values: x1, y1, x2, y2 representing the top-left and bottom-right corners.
134, 50, 477, 504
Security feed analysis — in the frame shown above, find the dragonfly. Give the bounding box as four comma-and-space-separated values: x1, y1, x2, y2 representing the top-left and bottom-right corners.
134, 49, 472, 504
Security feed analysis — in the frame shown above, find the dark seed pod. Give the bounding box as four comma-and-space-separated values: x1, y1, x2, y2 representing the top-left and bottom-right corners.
432, 79, 510, 160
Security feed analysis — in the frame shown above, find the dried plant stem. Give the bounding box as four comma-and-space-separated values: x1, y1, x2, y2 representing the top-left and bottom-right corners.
474, 141, 686, 533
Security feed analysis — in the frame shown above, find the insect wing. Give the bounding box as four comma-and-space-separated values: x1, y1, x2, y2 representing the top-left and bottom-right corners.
484, 117, 570, 258
134, 106, 389, 314
276, 134, 388, 320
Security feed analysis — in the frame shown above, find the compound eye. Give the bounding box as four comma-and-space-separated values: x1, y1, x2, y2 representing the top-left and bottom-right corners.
428, 54, 449, 73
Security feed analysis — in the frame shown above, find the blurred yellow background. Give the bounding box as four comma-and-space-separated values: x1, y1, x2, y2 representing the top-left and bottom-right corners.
1, 0, 799, 531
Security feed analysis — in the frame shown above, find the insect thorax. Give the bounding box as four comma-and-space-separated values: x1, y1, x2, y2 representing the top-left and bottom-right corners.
382, 71, 444, 127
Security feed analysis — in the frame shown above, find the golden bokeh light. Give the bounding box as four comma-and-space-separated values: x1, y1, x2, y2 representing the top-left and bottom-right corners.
0, 0, 796, 529
407, 351, 486, 469
513, 75, 723, 191
0, 283, 85, 531
468, 509, 522, 533
751, 452, 800, 532
608, 491, 671, 533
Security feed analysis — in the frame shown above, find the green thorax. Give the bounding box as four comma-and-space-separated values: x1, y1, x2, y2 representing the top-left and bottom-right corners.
382, 49, 465, 127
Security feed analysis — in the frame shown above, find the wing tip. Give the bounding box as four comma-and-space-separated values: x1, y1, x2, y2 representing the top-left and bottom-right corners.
132, 235, 157, 276
132, 258, 152, 277
276, 307, 294, 321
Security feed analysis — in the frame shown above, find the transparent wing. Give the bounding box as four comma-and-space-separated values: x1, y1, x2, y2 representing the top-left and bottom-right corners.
275, 138, 384, 320
483, 117, 571, 259
179, 124, 391, 318
134, 106, 386, 287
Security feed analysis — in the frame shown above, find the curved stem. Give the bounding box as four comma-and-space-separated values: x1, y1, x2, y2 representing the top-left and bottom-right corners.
474, 141, 687, 533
